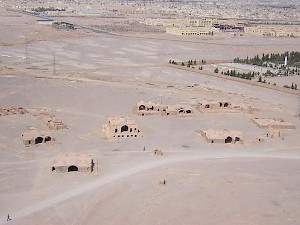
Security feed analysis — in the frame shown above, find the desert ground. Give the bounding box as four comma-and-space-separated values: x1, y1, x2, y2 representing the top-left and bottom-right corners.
1, 8, 300, 225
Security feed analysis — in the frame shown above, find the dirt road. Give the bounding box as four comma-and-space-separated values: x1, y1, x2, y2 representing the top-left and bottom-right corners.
2, 148, 300, 224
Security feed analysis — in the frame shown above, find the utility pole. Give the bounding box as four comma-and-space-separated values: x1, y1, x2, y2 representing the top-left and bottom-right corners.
25, 38, 29, 64
53, 54, 56, 76
297, 96, 300, 118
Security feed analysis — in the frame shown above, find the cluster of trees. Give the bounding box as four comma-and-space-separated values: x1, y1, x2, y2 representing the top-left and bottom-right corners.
234, 51, 300, 67
187, 60, 197, 66
216, 68, 254, 80
32, 7, 66, 12
283, 82, 298, 90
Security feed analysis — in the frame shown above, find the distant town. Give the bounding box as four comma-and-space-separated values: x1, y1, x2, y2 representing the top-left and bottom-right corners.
1, 0, 300, 37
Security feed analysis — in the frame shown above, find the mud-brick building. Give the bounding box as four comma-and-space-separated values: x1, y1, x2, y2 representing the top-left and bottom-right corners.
102, 116, 143, 138
133, 101, 168, 116
51, 153, 94, 172
199, 129, 242, 144
47, 117, 67, 130
251, 118, 295, 129
21, 130, 53, 147
196, 101, 252, 113
133, 101, 193, 116
165, 104, 193, 116
0, 107, 28, 116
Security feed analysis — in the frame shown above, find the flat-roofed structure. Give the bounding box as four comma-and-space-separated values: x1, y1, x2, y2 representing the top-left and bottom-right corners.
196, 101, 252, 113
102, 116, 142, 138
51, 153, 94, 173
47, 117, 68, 130
144, 18, 216, 27
199, 129, 242, 144
165, 104, 193, 116
244, 26, 300, 37
251, 118, 295, 129
0, 107, 28, 116
133, 101, 167, 116
166, 27, 219, 36
33, 112, 67, 130
267, 127, 281, 138
133, 101, 193, 116
37, 19, 54, 25
21, 130, 53, 147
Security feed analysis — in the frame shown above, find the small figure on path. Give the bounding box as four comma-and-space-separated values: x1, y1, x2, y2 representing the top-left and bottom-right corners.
7, 213, 12, 221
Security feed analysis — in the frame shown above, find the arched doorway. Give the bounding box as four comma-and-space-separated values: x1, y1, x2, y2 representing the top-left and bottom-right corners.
224, 102, 229, 107
139, 105, 146, 110
121, 125, 128, 132
45, 136, 51, 143
68, 165, 78, 172
35, 137, 43, 144
235, 137, 240, 142
225, 136, 232, 143
52, 167, 55, 171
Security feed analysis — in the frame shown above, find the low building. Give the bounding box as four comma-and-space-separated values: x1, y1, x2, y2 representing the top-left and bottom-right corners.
37, 19, 54, 25
52, 21, 75, 30
144, 18, 216, 27
197, 101, 232, 110
0, 107, 28, 116
196, 101, 252, 113
244, 26, 300, 37
47, 117, 67, 130
166, 27, 219, 36
21, 130, 53, 147
152, 148, 163, 156
51, 153, 94, 172
165, 104, 193, 116
251, 118, 295, 129
267, 127, 281, 138
102, 116, 142, 138
33, 113, 67, 130
133, 101, 193, 116
133, 101, 167, 116
199, 129, 242, 144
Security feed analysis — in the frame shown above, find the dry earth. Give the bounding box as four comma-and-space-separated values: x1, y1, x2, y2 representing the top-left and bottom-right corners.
1, 8, 300, 225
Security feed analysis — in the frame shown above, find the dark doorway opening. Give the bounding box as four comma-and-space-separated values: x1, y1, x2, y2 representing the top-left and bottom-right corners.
68, 165, 78, 172
225, 136, 232, 143
121, 125, 128, 132
45, 136, 51, 142
224, 102, 229, 107
35, 137, 43, 144
52, 167, 55, 171
235, 137, 240, 142
139, 105, 146, 110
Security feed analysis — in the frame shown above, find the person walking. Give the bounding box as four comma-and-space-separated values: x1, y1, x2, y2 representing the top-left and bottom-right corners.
7, 213, 11, 221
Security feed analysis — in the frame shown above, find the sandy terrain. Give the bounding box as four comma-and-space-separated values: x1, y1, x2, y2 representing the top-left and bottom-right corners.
1, 8, 300, 225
